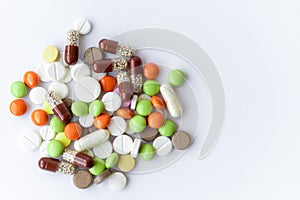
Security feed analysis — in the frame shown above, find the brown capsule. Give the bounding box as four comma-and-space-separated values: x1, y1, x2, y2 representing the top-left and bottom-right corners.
64, 29, 79, 65
92, 57, 128, 73
62, 148, 94, 169
117, 70, 134, 102
116, 108, 134, 119
99, 38, 133, 57
38, 157, 76, 174
129, 56, 143, 93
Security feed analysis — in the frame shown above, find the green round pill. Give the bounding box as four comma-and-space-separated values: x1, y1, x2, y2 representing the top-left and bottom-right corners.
136, 99, 153, 116
71, 101, 88, 117
89, 158, 106, 176
129, 115, 146, 133
50, 116, 66, 133
42, 101, 54, 114
10, 81, 28, 98
55, 132, 71, 147
168, 69, 185, 86
158, 119, 177, 137
47, 140, 64, 158
143, 80, 160, 96
139, 144, 155, 161
105, 152, 119, 169
89, 100, 104, 117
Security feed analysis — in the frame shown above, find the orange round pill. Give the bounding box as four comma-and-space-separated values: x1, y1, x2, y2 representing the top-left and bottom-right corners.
144, 62, 160, 80
151, 95, 166, 110
148, 111, 165, 129
100, 75, 117, 92
10, 99, 27, 116
24, 71, 40, 88
31, 109, 48, 126
94, 113, 110, 129
64, 122, 82, 140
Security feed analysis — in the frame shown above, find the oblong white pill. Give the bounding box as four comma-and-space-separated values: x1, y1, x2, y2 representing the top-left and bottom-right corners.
102, 92, 122, 112
39, 125, 56, 141
36, 63, 50, 82
29, 86, 47, 104
47, 62, 66, 81
130, 95, 138, 110
130, 138, 141, 158
113, 135, 133, 155
22, 131, 42, 151
108, 172, 127, 190
153, 136, 172, 156
79, 114, 94, 128
160, 84, 182, 118
74, 129, 110, 152
107, 116, 127, 136
93, 140, 113, 159
71, 63, 91, 81
75, 77, 101, 103
74, 18, 92, 35
48, 82, 69, 99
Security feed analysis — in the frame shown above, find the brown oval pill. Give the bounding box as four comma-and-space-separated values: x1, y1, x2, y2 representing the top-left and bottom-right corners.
94, 169, 112, 184
147, 111, 165, 129
84, 47, 103, 66
73, 170, 93, 189
172, 130, 191, 150
139, 127, 158, 142
116, 108, 134, 119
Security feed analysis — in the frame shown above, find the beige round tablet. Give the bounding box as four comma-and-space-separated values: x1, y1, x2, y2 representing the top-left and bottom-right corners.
73, 170, 93, 189
117, 154, 135, 172
171, 130, 191, 150
43, 45, 60, 63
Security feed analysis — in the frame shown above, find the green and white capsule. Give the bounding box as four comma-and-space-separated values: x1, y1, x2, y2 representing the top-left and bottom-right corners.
160, 84, 182, 118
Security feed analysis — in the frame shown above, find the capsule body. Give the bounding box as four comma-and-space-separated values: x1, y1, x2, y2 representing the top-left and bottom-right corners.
65, 29, 79, 65
38, 157, 76, 174
74, 129, 110, 152
129, 56, 143, 93
92, 57, 127, 73
99, 39, 133, 57
117, 71, 134, 102
46, 90, 72, 123
160, 84, 182, 118
62, 148, 94, 169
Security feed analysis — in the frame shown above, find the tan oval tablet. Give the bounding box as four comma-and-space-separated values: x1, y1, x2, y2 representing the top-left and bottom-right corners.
172, 130, 191, 150
116, 108, 134, 119
117, 154, 135, 172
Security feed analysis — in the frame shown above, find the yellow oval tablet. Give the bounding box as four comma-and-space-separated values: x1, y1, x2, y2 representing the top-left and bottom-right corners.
43, 45, 60, 63
55, 132, 71, 147
118, 154, 135, 172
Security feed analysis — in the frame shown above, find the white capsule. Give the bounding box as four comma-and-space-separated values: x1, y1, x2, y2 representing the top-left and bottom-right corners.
160, 84, 182, 118
74, 129, 110, 152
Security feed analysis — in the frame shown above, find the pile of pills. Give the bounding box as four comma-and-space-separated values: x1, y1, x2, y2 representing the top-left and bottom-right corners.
9, 19, 191, 190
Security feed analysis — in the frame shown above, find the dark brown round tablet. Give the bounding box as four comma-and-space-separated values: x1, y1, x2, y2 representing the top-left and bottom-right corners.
73, 170, 93, 189
84, 47, 103, 66
172, 130, 191, 150
94, 169, 112, 184
139, 127, 158, 142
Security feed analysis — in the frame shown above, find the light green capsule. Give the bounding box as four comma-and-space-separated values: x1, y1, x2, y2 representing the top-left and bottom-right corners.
47, 140, 64, 158
89, 100, 104, 117
105, 152, 119, 169
143, 80, 160, 96
158, 119, 177, 137
10, 81, 28, 98
168, 69, 185, 86
139, 144, 155, 161
71, 101, 88, 117
129, 115, 146, 133
136, 99, 153, 116
50, 116, 65, 133
89, 158, 106, 176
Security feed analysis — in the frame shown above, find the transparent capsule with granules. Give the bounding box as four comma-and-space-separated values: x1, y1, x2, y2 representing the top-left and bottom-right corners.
62, 148, 94, 169
117, 70, 134, 102
38, 157, 76, 174
65, 29, 79, 65
92, 57, 128, 73
129, 56, 143, 93
98, 39, 134, 57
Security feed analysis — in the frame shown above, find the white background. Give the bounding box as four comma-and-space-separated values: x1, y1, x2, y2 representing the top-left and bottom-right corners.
0, 0, 299, 199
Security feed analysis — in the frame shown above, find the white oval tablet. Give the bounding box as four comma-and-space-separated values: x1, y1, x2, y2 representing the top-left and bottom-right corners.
22, 131, 42, 151
79, 114, 94, 128
107, 116, 126, 136
70, 63, 91, 81
62, 68, 72, 83
93, 140, 113, 159
130, 138, 141, 158
153, 136, 172, 156
39, 125, 56, 141
39, 140, 50, 156
160, 84, 182, 118
48, 82, 69, 99
74, 18, 92, 35
75, 77, 101, 103
108, 172, 127, 190
47, 62, 66, 81
102, 92, 122, 112
113, 135, 133, 155
29, 86, 47, 104
36, 63, 50, 82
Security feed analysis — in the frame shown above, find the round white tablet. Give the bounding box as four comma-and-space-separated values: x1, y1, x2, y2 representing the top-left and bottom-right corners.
36, 63, 50, 82
113, 135, 133, 155
39, 140, 50, 156
130, 138, 141, 158
102, 92, 122, 112
108, 172, 127, 190
79, 114, 94, 128
22, 131, 42, 151
130, 95, 138, 110
70, 63, 91, 81
93, 140, 113, 159
48, 82, 69, 99
75, 77, 101, 103
29, 86, 47, 104
153, 136, 173, 156
62, 68, 72, 83
47, 62, 66, 81
74, 18, 92, 35
125, 120, 135, 135
107, 116, 126, 136
39, 125, 56, 141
